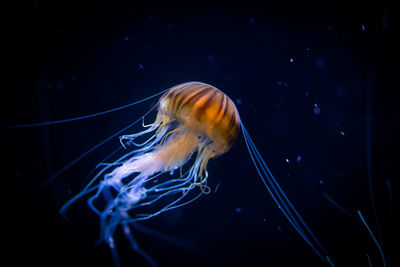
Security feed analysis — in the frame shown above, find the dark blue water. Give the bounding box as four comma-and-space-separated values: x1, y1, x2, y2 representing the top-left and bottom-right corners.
3, 2, 395, 267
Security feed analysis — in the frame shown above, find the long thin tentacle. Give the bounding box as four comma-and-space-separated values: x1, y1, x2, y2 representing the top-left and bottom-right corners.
241, 123, 334, 266
6, 88, 169, 128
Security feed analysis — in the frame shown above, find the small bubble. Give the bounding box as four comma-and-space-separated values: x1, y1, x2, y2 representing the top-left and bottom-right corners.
289, 58, 294, 63
319, 180, 324, 184
236, 98, 242, 104
305, 91, 309, 96
139, 64, 144, 69
296, 155, 302, 162
277, 81, 283, 86
236, 207, 242, 213
124, 36, 129, 41
313, 103, 321, 115
285, 158, 290, 163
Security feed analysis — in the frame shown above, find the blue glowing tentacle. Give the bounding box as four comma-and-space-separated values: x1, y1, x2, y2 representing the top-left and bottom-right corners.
322, 192, 355, 220
61, 155, 124, 216
119, 122, 160, 148
37, 104, 159, 194
243, 126, 329, 254
122, 223, 158, 267
132, 185, 199, 222
6, 87, 169, 128
107, 236, 121, 267
357, 210, 386, 267
241, 124, 333, 266
87, 183, 108, 215
243, 129, 330, 264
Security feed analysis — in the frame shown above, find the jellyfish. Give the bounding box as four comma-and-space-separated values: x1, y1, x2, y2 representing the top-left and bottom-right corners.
10, 82, 335, 266
58, 82, 241, 265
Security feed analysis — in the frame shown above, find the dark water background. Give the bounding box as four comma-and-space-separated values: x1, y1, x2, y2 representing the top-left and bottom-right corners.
2, 1, 396, 267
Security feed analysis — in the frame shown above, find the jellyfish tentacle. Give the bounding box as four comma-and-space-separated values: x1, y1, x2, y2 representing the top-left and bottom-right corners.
36, 104, 159, 194
122, 223, 158, 267
6, 87, 170, 129
241, 123, 334, 266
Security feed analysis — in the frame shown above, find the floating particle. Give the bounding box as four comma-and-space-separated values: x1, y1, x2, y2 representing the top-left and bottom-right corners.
71, 75, 76, 80
361, 24, 366, 31
285, 158, 290, 163
313, 103, 321, 115
319, 180, 324, 184
305, 91, 309, 96
289, 58, 294, 63
249, 18, 255, 24
306, 47, 311, 53
339, 131, 345, 136
328, 26, 333, 30
139, 64, 144, 69
296, 155, 302, 162
283, 82, 288, 87
277, 81, 283, 86
207, 54, 215, 61
236, 98, 242, 104
236, 207, 242, 213
277, 225, 283, 232
124, 36, 129, 41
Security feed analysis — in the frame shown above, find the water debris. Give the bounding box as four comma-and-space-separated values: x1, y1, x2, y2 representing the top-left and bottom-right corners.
361, 24, 367, 31
313, 103, 321, 115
